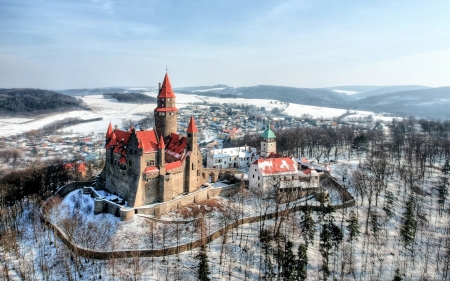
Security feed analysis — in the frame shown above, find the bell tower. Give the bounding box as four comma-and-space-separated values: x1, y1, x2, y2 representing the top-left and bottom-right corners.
154, 73, 178, 138
260, 124, 277, 158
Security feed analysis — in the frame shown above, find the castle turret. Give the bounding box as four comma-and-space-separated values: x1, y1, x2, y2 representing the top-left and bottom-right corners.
157, 135, 165, 167
185, 116, 201, 193
260, 124, 277, 158
154, 73, 178, 138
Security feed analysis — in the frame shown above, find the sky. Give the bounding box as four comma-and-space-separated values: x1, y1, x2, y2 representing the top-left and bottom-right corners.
1, 0, 450, 89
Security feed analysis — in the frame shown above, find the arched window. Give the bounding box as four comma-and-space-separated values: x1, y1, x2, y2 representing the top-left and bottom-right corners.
129, 160, 132, 167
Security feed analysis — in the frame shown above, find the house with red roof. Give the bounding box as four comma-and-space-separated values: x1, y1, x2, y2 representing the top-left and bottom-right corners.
248, 126, 320, 196
102, 73, 205, 208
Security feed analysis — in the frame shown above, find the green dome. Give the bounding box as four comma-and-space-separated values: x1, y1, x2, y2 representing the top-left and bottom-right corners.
261, 124, 276, 139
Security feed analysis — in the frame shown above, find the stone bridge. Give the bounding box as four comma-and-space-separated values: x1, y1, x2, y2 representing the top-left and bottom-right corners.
202, 167, 245, 183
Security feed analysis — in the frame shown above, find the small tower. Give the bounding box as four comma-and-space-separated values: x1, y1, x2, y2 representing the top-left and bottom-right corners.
260, 124, 277, 158
185, 116, 200, 193
154, 73, 178, 138
157, 135, 165, 167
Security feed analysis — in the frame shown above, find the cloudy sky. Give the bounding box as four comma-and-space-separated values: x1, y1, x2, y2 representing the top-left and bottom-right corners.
1, 0, 449, 89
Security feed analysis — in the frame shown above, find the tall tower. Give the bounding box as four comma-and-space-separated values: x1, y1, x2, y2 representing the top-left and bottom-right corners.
185, 116, 200, 193
260, 124, 277, 158
154, 73, 178, 138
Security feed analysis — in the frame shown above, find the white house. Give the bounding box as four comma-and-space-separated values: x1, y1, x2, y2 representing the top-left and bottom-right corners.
207, 145, 258, 169
248, 157, 320, 194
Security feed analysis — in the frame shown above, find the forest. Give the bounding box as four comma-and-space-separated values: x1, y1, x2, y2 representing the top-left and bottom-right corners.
0, 89, 89, 116
103, 93, 157, 104
1, 117, 450, 280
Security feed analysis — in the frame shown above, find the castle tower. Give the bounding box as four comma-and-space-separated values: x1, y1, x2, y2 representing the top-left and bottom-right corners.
260, 124, 277, 158
157, 135, 165, 167
154, 73, 178, 138
185, 116, 200, 193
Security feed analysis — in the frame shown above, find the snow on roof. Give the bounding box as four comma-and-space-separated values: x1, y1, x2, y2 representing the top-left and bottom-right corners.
255, 157, 298, 175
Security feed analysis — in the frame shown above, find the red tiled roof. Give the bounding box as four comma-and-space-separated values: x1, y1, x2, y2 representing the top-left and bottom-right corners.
135, 130, 158, 153
106, 122, 113, 139
144, 166, 159, 174
255, 157, 298, 175
158, 73, 175, 98
158, 135, 165, 149
186, 116, 198, 133
155, 107, 177, 112
165, 160, 182, 171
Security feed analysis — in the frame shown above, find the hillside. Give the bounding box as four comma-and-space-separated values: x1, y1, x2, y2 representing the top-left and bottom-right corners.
57, 87, 129, 96
353, 87, 450, 119
0, 88, 90, 116
351, 85, 430, 99
181, 85, 350, 107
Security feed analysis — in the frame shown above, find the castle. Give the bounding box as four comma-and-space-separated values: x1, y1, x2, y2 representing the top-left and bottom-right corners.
103, 73, 205, 208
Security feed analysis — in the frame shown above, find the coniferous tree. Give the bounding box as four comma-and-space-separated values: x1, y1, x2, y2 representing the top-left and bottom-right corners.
383, 191, 395, 218
438, 160, 450, 216
282, 240, 296, 280
301, 207, 315, 247
346, 210, 360, 243
370, 210, 381, 240
197, 245, 211, 281
297, 243, 308, 281
400, 195, 417, 251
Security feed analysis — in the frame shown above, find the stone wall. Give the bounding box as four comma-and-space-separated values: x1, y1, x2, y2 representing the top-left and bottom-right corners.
136, 187, 222, 218
42, 183, 355, 260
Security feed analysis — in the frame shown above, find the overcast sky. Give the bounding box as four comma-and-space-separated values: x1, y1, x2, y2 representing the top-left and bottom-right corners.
1, 0, 450, 89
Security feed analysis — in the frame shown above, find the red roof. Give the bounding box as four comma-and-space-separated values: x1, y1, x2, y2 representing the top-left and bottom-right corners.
186, 116, 198, 133
158, 135, 165, 149
119, 156, 127, 164
255, 157, 298, 175
165, 160, 182, 171
106, 122, 113, 139
158, 73, 175, 98
105, 127, 158, 154
144, 166, 159, 174
135, 130, 158, 153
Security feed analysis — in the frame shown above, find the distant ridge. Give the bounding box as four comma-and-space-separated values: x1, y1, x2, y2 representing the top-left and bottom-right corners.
0, 88, 89, 116
352, 85, 430, 99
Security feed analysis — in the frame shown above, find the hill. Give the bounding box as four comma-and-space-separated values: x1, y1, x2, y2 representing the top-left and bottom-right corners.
57, 87, 128, 96
0, 88, 89, 116
180, 85, 350, 107
351, 85, 430, 99
103, 93, 156, 103
353, 87, 450, 119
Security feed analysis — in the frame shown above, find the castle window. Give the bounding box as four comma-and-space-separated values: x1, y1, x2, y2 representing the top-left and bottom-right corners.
129, 160, 132, 167
253, 174, 255, 178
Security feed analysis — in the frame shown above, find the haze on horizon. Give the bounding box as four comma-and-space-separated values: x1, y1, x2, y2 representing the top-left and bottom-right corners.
1, 0, 450, 90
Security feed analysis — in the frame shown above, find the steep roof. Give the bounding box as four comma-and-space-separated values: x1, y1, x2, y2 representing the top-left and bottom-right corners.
106, 122, 113, 139
261, 124, 276, 139
186, 116, 198, 133
158, 73, 175, 98
254, 157, 297, 175
135, 130, 158, 153
158, 135, 165, 149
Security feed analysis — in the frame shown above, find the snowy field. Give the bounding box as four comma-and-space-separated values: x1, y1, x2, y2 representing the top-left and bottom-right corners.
0, 91, 396, 138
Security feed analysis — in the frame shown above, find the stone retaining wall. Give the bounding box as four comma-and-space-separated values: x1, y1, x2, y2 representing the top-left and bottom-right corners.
42, 183, 355, 260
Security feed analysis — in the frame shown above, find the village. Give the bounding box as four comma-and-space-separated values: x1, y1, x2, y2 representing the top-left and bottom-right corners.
0, 92, 383, 180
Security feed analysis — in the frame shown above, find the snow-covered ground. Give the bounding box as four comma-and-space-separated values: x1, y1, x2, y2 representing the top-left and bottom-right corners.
0, 91, 396, 137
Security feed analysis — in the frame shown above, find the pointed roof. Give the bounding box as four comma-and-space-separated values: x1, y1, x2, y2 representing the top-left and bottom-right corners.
158, 73, 175, 98
158, 135, 165, 149
186, 116, 198, 133
106, 122, 113, 139
261, 124, 276, 139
